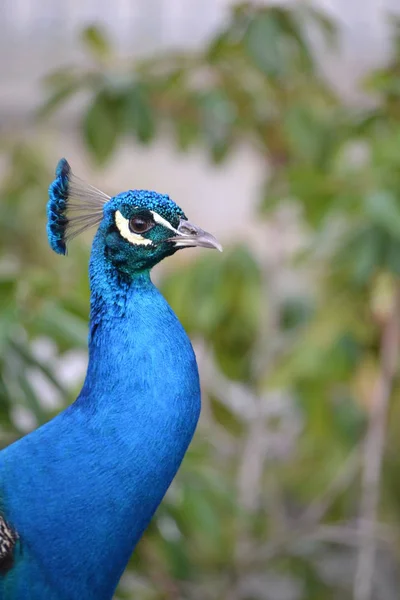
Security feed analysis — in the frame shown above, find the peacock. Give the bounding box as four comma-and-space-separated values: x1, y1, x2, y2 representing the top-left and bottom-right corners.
0, 159, 222, 600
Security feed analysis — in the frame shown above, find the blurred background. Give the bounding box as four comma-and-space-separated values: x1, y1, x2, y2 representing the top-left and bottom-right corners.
1, 0, 400, 598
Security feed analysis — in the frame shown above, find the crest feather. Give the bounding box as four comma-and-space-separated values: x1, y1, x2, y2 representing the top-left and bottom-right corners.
47, 158, 109, 255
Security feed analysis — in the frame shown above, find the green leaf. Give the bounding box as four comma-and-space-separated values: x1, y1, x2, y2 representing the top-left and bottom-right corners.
364, 68, 400, 96
281, 297, 314, 331
198, 89, 235, 163
363, 191, 400, 239
174, 115, 200, 151
124, 83, 155, 144
285, 165, 337, 225
83, 90, 121, 164
209, 395, 244, 436
206, 30, 232, 63
283, 105, 323, 164
245, 12, 284, 78
161, 538, 192, 580
342, 226, 385, 284
81, 25, 112, 61
386, 239, 400, 276
244, 8, 315, 79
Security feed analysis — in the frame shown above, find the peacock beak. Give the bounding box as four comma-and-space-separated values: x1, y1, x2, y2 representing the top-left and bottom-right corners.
169, 219, 223, 252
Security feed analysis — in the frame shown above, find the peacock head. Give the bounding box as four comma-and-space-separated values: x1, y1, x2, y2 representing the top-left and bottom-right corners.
47, 159, 222, 274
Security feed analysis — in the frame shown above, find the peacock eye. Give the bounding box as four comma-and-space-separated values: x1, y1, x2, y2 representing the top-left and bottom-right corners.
129, 216, 153, 234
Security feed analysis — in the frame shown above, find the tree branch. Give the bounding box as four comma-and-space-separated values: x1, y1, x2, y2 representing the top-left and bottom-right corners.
353, 283, 400, 600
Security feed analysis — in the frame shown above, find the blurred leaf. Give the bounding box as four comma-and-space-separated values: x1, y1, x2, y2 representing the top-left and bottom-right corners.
81, 25, 112, 61
174, 114, 200, 151
83, 90, 122, 164
340, 225, 385, 284
209, 395, 245, 436
124, 83, 155, 144
363, 191, 400, 239
198, 89, 236, 162
245, 12, 286, 79
281, 297, 314, 331
364, 67, 400, 97
245, 7, 314, 80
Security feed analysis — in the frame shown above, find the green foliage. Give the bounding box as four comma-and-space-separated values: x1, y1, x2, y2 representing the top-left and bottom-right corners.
83, 89, 122, 163
3, 2, 400, 599
40, 2, 335, 166
81, 25, 112, 61
0, 145, 89, 438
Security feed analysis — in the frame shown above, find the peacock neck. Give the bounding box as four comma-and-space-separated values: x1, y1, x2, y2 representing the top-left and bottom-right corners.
70, 259, 201, 597
89, 229, 153, 326
2, 234, 201, 600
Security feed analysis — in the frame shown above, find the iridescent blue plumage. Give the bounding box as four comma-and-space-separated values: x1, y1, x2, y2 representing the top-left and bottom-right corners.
0, 160, 221, 599
47, 158, 70, 254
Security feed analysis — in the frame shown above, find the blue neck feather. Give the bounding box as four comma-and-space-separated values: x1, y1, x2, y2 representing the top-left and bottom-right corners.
0, 232, 201, 599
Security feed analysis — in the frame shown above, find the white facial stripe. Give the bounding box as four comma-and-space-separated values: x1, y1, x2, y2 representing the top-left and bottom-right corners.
150, 211, 180, 234
115, 210, 153, 246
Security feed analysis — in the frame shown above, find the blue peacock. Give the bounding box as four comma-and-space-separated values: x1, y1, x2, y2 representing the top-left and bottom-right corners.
0, 159, 221, 599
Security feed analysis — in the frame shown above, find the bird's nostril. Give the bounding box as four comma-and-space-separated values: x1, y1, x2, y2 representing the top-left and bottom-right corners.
180, 224, 197, 235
